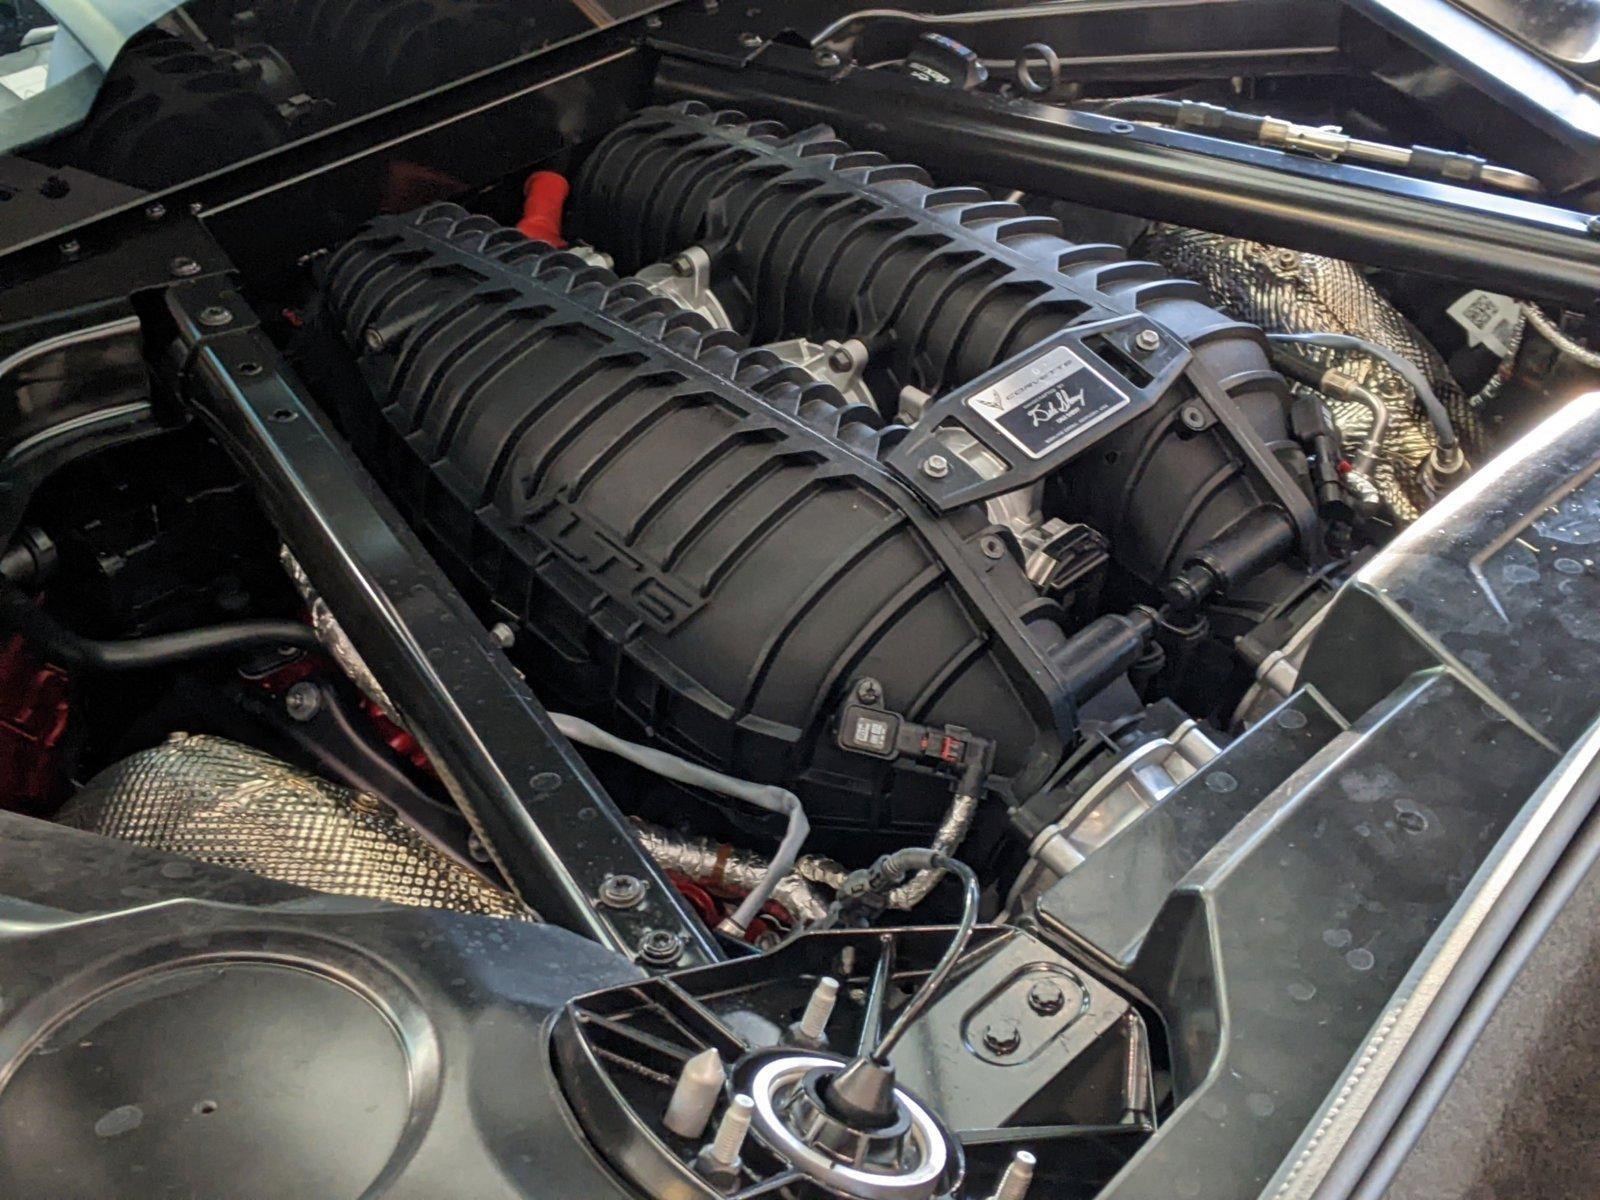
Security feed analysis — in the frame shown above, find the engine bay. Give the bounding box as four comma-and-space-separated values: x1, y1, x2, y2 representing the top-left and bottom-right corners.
3, 2, 1600, 1197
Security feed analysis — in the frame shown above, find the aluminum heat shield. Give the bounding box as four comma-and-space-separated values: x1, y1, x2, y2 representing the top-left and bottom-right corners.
59, 733, 530, 920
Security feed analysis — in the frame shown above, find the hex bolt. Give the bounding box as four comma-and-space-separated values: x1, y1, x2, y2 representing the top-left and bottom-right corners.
1133, 328, 1162, 354
1026, 979, 1065, 1016
598, 873, 647, 910
814, 47, 842, 67
922, 453, 950, 479
198, 305, 234, 328
169, 256, 203, 278
982, 1017, 1022, 1056
796, 976, 839, 1042
664, 1047, 725, 1138
988, 1150, 1037, 1200
854, 677, 883, 705
737, 30, 764, 48
283, 681, 322, 723
709, 1094, 754, 1166
638, 928, 685, 967
672, 252, 696, 277
489, 621, 516, 648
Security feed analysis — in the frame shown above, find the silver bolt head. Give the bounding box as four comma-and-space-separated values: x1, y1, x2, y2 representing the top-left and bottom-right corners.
1026, 979, 1066, 1015
283, 681, 322, 722
169, 256, 202, 278
599, 873, 647, 909
638, 928, 686, 966
198, 305, 234, 328
982, 1017, 1022, 1055
1134, 328, 1161, 353
922, 453, 950, 479
489, 621, 516, 648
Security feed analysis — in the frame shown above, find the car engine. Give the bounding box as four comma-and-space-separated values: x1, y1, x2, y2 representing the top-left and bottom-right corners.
3, 2, 1600, 1198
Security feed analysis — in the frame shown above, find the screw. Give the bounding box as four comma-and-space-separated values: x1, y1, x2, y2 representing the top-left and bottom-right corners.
796, 976, 839, 1042
1026, 979, 1065, 1015
982, 1017, 1022, 1056
737, 30, 764, 48
362, 326, 388, 353
709, 1094, 754, 1166
598, 874, 647, 910
922, 453, 950, 479
854, 677, 883, 705
1180, 403, 1208, 431
489, 621, 515, 648
980, 534, 1006, 560
989, 1150, 1037, 1200
1272, 247, 1300, 272
671, 252, 696, 277
144, 203, 167, 221
814, 47, 841, 68
638, 928, 686, 967
283, 681, 322, 722
169, 256, 202, 278
1133, 328, 1161, 354
198, 305, 233, 328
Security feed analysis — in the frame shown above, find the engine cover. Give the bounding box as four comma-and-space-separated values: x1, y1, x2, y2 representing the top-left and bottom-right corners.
322, 207, 1077, 836
573, 103, 1319, 585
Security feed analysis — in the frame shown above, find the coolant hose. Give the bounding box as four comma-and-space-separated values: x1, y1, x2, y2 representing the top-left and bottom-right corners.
0, 584, 319, 670
547, 712, 809, 936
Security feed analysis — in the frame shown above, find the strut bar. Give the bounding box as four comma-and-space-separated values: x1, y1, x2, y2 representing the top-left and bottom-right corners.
653, 43, 1600, 309
161, 278, 719, 970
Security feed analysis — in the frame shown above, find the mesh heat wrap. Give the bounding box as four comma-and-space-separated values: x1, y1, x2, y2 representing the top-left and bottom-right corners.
59, 734, 531, 920
1138, 227, 1483, 520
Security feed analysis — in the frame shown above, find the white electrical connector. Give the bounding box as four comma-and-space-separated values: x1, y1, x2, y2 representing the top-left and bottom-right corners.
989, 1150, 1036, 1200
663, 1048, 725, 1139
797, 976, 839, 1043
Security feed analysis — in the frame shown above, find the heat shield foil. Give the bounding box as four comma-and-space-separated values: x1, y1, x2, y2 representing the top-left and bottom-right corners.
60, 733, 530, 920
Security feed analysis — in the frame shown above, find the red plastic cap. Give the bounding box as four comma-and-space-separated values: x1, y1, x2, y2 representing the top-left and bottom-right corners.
518, 170, 569, 247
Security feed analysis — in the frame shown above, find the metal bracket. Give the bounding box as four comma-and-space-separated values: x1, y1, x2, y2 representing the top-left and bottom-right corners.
162, 280, 718, 970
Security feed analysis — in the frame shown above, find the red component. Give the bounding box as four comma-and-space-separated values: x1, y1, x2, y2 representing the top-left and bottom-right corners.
938, 734, 966, 764
517, 171, 569, 247
0, 634, 71, 811
359, 696, 434, 774
666, 871, 721, 928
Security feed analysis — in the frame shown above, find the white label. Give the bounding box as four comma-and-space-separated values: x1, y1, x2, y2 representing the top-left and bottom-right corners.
964, 343, 1132, 460
0, 64, 49, 101
1447, 290, 1521, 358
